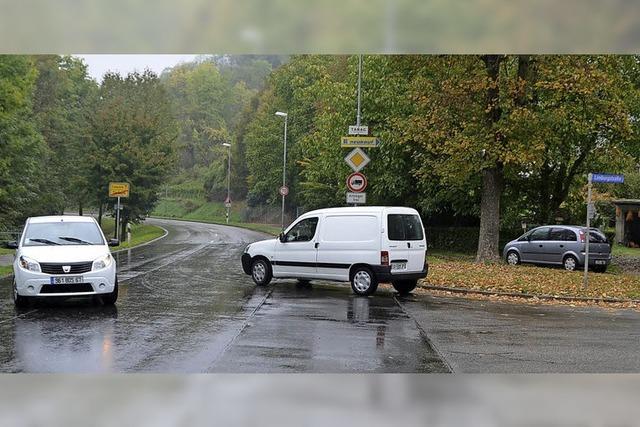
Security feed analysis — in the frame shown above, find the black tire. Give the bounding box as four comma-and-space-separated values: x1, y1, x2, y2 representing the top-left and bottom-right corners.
506, 250, 521, 266
251, 258, 272, 286
392, 279, 418, 296
350, 266, 378, 296
593, 265, 608, 273
101, 279, 118, 305
12, 279, 31, 308
563, 255, 579, 271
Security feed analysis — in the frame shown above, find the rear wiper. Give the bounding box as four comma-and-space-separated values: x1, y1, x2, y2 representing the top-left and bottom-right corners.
58, 236, 92, 245
28, 238, 60, 245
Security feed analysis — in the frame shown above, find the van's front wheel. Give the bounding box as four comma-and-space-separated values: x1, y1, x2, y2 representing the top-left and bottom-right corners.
392, 279, 417, 296
350, 266, 378, 296
251, 258, 272, 286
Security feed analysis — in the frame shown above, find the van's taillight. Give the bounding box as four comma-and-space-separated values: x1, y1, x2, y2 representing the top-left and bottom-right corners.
579, 230, 585, 243
381, 251, 389, 266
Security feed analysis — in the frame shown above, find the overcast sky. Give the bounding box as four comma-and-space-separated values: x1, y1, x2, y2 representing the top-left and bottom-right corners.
76, 54, 200, 82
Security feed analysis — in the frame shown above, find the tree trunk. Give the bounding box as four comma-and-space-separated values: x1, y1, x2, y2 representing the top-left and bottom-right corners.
98, 203, 103, 226
476, 167, 503, 262
78, 200, 83, 216
476, 55, 504, 262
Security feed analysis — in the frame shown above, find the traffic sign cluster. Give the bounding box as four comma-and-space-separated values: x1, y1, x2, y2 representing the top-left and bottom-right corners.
343, 125, 379, 205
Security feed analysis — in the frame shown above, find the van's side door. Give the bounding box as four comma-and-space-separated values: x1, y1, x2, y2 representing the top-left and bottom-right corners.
273, 216, 319, 278
316, 214, 380, 281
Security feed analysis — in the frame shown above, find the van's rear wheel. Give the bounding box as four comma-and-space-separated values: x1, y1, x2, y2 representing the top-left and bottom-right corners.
251, 258, 272, 286
350, 266, 378, 296
392, 280, 417, 296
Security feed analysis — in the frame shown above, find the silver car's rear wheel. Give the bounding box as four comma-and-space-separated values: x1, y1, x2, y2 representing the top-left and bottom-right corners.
563, 255, 578, 271
506, 251, 520, 265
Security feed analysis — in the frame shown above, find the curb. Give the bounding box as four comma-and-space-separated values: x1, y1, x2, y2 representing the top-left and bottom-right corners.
421, 284, 640, 304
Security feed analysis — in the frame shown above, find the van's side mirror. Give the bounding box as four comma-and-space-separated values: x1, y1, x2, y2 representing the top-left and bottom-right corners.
108, 238, 120, 247
5, 241, 18, 250
278, 233, 286, 243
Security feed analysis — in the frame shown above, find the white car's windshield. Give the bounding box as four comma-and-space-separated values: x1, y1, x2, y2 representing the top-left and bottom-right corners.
23, 222, 105, 246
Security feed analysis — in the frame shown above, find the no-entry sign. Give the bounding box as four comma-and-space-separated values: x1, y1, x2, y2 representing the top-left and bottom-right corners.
346, 172, 367, 193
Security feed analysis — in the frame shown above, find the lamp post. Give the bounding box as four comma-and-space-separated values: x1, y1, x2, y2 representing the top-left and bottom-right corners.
222, 142, 231, 224
275, 111, 288, 231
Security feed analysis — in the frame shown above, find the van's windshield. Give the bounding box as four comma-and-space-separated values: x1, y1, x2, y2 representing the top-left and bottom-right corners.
387, 214, 424, 241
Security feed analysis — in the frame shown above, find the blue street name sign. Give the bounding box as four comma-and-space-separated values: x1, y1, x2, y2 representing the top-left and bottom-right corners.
590, 173, 624, 184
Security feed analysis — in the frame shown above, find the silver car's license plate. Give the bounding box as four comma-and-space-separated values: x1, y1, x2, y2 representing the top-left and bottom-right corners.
595, 260, 606, 265
391, 262, 407, 271
50, 276, 83, 285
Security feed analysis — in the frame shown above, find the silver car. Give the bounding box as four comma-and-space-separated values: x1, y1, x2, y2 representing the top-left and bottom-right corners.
503, 225, 611, 272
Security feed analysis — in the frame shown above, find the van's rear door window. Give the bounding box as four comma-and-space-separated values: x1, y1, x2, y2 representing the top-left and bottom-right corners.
387, 214, 424, 241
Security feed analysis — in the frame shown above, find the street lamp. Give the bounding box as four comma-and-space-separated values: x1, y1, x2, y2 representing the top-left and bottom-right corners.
222, 142, 231, 224
275, 111, 288, 231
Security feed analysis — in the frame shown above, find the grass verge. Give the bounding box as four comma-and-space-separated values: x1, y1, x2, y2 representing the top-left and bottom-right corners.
612, 244, 640, 257
424, 255, 640, 301
100, 218, 166, 251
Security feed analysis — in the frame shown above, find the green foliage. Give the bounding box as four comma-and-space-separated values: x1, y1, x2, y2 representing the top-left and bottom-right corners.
90, 70, 178, 236
0, 55, 46, 229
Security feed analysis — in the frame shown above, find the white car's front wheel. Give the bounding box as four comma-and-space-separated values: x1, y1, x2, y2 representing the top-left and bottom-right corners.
13, 279, 31, 308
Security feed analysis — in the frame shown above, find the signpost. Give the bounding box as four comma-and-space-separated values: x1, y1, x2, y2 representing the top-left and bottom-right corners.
344, 148, 370, 173
341, 136, 381, 148
348, 125, 369, 136
583, 173, 624, 289
108, 182, 130, 242
279, 185, 289, 197
346, 192, 366, 204
346, 172, 367, 193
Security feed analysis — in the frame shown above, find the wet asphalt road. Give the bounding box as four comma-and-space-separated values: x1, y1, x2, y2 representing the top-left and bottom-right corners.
0, 218, 447, 373
1, 218, 639, 373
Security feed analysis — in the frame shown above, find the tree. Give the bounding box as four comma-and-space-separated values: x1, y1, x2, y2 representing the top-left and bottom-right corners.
0, 55, 46, 229
90, 70, 178, 237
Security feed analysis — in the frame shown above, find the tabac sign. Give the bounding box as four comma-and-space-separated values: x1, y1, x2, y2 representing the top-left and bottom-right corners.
108, 182, 130, 198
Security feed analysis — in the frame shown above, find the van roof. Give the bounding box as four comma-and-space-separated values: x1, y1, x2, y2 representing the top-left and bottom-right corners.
27, 215, 96, 224
302, 206, 419, 216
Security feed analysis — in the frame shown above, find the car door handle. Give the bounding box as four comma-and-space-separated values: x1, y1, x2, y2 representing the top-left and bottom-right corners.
314, 242, 319, 249
539, 245, 543, 247
559, 244, 564, 248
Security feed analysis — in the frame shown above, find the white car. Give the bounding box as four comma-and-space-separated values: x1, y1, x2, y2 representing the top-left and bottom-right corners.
6, 215, 119, 307
241, 206, 428, 296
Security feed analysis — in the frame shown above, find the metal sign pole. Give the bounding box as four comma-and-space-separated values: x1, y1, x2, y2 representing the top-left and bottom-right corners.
583, 173, 592, 290
356, 54, 362, 127
227, 144, 231, 224
116, 196, 121, 242
281, 114, 288, 231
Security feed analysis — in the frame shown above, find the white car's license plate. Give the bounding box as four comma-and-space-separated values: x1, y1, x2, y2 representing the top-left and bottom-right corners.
391, 262, 407, 271
50, 276, 83, 285
595, 260, 606, 265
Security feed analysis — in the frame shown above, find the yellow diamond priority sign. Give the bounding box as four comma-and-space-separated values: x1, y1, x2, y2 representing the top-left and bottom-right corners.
344, 148, 370, 172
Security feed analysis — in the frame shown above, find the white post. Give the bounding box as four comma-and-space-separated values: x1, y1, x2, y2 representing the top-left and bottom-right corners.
583, 173, 592, 289
227, 143, 231, 224
116, 196, 121, 242
281, 115, 288, 231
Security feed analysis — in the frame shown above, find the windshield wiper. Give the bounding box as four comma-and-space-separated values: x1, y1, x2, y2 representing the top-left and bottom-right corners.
58, 236, 93, 245
28, 238, 60, 245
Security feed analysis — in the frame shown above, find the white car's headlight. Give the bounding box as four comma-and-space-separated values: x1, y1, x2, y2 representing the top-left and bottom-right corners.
92, 254, 112, 270
19, 256, 40, 272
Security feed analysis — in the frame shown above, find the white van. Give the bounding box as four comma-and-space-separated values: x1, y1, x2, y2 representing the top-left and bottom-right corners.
241, 207, 428, 296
